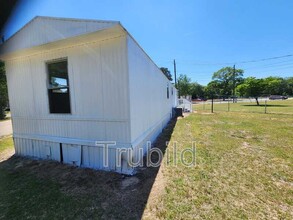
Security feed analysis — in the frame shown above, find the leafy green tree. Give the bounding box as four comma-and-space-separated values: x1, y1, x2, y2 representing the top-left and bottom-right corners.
190, 82, 205, 99
236, 77, 264, 105
284, 77, 293, 96
0, 61, 8, 119
160, 67, 172, 81
204, 80, 222, 99
177, 74, 191, 97
212, 66, 244, 98
262, 76, 285, 95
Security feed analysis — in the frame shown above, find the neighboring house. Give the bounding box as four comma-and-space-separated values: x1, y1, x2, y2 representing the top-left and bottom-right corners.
0, 16, 178, 174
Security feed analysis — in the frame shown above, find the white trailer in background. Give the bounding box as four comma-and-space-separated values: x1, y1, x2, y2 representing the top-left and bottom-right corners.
178, 96, 193, 113
0, 16, 178, 174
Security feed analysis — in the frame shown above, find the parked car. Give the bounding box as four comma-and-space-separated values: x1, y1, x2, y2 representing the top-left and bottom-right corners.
269, 95, 288, 100
192, 98, 207, 102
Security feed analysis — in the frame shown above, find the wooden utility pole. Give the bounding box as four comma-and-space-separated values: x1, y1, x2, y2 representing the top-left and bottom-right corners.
233, 64, 236, 103
174, 59, 177, 88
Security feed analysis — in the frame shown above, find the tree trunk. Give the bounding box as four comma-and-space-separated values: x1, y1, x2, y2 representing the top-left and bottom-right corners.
255, 97, 259, 106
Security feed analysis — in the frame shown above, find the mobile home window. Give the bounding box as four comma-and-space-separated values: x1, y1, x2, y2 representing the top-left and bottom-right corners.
47, 59, 71, 113
167, 84, 169, 99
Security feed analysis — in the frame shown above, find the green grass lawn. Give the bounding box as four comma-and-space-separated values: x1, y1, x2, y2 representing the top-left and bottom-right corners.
145, 104, 293, 219
0, 136, 13, 153
0, 101, 293, 219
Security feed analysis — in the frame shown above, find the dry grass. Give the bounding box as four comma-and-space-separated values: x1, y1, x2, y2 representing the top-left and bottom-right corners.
0, 136, 14, 162
144, 110, 293, 219
0, 136, 13, 153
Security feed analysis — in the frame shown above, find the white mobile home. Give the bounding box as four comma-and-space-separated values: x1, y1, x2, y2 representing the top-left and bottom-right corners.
0, 16, 177, 174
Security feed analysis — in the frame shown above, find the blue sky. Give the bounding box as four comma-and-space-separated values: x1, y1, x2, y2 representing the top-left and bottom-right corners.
3, 0, 293, 85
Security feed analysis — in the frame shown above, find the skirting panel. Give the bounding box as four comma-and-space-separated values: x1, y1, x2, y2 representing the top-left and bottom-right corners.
14, 137, 60, 161
13, 137, 134, 175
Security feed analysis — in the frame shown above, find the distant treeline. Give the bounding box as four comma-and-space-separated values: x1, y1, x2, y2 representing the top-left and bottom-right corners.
174, 67, 293, 101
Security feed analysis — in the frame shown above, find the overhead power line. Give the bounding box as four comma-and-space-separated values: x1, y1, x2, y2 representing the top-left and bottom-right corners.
235, 54, 293, 64
162, 54, 293, 66
243, 62, 293, 71
244, 65, 293, 73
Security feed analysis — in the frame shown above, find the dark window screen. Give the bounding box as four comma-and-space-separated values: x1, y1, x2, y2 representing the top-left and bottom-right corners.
47, 59, 71, 113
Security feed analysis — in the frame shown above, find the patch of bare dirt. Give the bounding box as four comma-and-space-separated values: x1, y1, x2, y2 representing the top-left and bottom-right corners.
242, 141, 250, 149
142, 164, 166, 219
272, 178, 293, 190
121, 176, 140, 189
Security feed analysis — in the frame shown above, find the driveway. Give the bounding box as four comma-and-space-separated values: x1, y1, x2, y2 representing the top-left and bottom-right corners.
0, 119, 13, 137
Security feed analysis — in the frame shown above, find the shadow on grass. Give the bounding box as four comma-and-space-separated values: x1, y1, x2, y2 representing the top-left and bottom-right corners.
241, 104, 290, 107
0, 117, 178, 219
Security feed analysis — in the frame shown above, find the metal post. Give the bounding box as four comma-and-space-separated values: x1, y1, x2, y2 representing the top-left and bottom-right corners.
211, 95, 214, 113
228, 99, 230, 112
233, 64, 236, 103
265, 100, 267, 114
